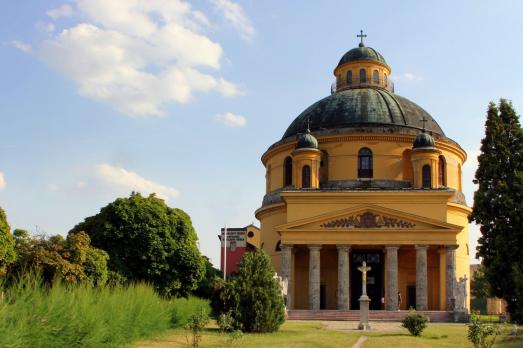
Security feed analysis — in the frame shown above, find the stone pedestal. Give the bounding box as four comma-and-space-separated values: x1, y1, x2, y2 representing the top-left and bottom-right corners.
358, 295, 371, 330
385, 245, 399, 311
308, 245, 321, 310
337, 245, 350, 310
415, 245, 428, 311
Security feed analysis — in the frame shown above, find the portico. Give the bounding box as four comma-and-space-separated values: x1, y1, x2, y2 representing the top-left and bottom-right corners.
273, 199, 465, 311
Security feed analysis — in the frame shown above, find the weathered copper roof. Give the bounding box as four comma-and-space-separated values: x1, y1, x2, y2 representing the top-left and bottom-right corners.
337, 45, 387, 67
295, 128, 319, 149
282, 88, 444, 140
413, 131, 436, 149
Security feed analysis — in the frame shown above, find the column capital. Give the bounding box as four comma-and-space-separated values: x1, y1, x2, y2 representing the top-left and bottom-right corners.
280, 244, 294, 251
336, 244, 351, 252
415, 244, 429, 250
385, 245, 400, 251
308, 244, 322, 251
445, 244, 459, 251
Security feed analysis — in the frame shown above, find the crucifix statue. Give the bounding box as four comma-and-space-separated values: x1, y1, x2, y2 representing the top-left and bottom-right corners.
358, 261, 372, 297
357, 261, 372, 330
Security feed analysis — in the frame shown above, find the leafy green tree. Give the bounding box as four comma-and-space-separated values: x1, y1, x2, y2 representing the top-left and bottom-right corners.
0, 207, 16, 277
471, 265, 490, 300
221, 249, 285, 333
193, 256, 221, 299
471, 100, 523, 321
70, 193, 205, 297
9, 230, 108, 286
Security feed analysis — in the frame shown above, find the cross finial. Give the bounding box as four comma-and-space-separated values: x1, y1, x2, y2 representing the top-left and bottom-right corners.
305, 118, 311, 132
357, 30, 367, 47
420, 116, 428, 132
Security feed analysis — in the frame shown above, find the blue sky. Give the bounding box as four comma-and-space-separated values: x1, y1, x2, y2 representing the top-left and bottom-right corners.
1, 0, 522, 266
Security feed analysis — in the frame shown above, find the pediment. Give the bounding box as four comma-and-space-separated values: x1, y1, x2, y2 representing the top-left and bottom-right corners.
276, 204, 462, 233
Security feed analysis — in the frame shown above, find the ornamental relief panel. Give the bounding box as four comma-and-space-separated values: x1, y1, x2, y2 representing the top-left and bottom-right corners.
320, 212, 416, 229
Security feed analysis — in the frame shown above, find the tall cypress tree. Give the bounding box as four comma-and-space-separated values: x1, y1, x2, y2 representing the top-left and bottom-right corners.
471, 99, 523, 321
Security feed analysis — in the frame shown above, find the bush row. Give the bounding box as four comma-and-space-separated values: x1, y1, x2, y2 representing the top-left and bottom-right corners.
0, 273, 210, 348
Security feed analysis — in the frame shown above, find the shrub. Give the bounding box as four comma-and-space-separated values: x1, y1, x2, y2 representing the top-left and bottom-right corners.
221, 249, 285, 333
171, 296, 211, 328
467, 311, 500, 348
218, 311, 235, 333
0, 272, 176, 347
401, 309, 429, 336
184, 310, 209, 347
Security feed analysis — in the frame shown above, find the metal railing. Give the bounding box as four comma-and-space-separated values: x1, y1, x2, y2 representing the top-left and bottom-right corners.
331, 77, 395, 94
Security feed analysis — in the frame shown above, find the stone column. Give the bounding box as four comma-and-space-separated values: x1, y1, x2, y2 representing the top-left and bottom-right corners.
385, 245, 399, 311
308, 245, 322, 310
415, 245, 428, 311
445, 245, 458, 310
280, 244, 293, 309
337, 245, 351, 310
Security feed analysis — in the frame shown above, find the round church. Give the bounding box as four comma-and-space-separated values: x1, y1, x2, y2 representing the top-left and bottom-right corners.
255, 36, 471, 315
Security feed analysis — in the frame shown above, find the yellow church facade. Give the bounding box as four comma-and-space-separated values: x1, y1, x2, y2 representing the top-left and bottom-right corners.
255, 38, 471, 313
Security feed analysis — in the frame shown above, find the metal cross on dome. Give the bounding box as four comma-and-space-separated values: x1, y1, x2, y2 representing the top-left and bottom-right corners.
357, 30, 367, 45
420, 116, 428, 131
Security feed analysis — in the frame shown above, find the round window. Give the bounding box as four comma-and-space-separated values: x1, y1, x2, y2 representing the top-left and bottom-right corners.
247, 231, 254, 238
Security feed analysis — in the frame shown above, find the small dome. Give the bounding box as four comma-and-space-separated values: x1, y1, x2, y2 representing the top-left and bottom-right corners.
337, 44, 387, 68
296, 129, 319, 149
413, 131, 435, 149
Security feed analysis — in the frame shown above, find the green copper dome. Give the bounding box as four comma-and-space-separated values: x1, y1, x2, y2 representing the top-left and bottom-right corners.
296, 129, 319, 149
337, 44, 388, 68
282, 88, 444, 140
413, 131, 436, 149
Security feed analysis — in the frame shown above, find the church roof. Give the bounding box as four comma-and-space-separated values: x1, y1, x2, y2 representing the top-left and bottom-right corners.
336, 44, 388, 68
413, 131, 436, 149
282, 88, 445, 140
295, 128, 319, 149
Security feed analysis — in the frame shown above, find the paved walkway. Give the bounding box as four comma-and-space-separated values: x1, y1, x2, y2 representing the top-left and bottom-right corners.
322, 320, 406, 333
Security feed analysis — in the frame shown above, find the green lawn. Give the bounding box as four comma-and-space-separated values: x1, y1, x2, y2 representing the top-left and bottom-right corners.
135, 320, 523, 348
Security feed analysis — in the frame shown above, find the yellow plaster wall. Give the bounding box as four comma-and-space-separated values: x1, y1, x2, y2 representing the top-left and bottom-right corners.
263, 135, 466, 193
258, 206, 286, 267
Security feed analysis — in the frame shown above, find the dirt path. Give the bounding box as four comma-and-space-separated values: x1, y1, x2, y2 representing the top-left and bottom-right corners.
322, 320, 405, 333
351, 335, 367, 348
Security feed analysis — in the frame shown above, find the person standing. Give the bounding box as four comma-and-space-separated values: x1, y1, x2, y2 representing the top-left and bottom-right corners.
397, 291, 402, 311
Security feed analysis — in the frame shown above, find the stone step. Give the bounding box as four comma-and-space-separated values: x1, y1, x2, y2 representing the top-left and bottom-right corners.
287, 310, 455, 322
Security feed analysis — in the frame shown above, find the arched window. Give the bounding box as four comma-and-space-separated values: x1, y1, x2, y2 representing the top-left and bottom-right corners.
359, 68, 367, 83
422, 165, 431, 188
347, 70, 352, 85
284, 157, 292, 187
373, 70, 379, 84
358, 148, 373, 178
384, 73, 388, 86
302, 165, 311, 188
438, 155, 446, 186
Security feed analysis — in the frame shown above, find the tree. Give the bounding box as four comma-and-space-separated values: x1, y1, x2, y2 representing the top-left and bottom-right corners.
0, 207, 16, 277
221, 249, 285, 333
471, 100, 523, 321
193, 256, 221, 299
9, 229, 109, 286
69, 192, 205, 297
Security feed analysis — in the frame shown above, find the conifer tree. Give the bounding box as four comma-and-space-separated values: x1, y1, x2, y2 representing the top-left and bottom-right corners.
471, 99, 523, 321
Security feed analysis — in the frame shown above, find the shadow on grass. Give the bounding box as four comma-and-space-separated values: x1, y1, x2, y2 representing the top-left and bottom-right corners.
369, 333, 411, 338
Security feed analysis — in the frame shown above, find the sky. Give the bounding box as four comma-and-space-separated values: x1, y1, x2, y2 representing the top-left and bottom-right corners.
1, 0, 522, 267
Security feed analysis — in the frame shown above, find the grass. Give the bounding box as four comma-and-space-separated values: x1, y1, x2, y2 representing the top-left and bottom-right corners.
0, 273, 210, 348
135, 320, 523, 348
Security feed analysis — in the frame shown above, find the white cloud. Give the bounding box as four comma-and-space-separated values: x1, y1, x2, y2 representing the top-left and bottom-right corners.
211, 0, 255, 41
36, 21, 55, 33
391, 73, 423, 82
37, 0, 242, 117
11, 40, 32, 53
95, 164, 179, 200
47, 4, 74, 19
0, 172, 5, 190
214, 112, 246, 127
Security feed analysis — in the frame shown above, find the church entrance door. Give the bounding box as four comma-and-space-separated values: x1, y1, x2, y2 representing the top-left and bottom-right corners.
350, 250, 384, 310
